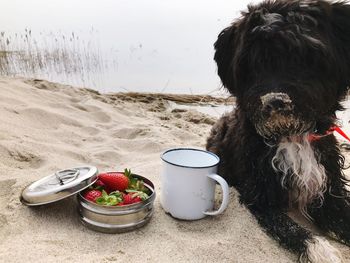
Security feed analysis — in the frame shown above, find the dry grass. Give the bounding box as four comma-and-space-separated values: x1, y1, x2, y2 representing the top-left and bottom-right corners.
0, 29, 110, 86
108, 92, 235, 105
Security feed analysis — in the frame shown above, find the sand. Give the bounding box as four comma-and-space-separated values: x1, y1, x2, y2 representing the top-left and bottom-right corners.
0, 77, 349, 262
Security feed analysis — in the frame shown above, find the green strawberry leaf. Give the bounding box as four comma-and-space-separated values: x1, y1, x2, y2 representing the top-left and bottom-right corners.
95, 191, 123, 206
101, 190, 108, 198
96, 197, 107, 205
109, 191, 122, 198
124, 168, 132, 179
105, 195, 118, 206
94, 185, 104, 191
123, 168, 149, 193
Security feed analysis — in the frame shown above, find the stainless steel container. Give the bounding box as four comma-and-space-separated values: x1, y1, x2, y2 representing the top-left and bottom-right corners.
21, 167, 156, 233
77, 174, 155, 233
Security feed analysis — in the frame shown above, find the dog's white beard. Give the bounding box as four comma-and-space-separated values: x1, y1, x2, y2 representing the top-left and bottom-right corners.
272, 134, 327, 218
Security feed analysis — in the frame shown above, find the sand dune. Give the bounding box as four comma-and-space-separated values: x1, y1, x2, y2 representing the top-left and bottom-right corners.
0, 77, 349, 262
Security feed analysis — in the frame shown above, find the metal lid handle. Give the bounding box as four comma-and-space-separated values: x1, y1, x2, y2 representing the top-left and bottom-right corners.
55, 169, 80, 185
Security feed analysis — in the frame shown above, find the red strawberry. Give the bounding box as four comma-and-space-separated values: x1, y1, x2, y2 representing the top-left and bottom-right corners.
94, 179, 112, 193
123, 193, 134, 205
122, 193, 142, 205
132, 196, 142, 204
98, 172, 129, 192
84, 189, 102, 202
94, 179, 105, 187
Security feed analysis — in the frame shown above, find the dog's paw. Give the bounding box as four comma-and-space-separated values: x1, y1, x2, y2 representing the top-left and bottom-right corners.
300, 236, 343, 263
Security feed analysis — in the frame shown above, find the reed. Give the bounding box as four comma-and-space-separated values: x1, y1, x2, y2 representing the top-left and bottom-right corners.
0, 28, 108, 87
108, 92, 235, 105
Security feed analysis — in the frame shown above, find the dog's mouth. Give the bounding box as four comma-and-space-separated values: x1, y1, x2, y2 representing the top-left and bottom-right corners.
254, 113, 314, 141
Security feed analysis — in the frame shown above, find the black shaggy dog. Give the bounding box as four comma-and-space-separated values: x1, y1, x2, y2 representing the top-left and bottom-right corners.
206, 0, 350, 262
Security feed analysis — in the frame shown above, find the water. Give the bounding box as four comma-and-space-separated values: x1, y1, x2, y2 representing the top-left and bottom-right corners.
169, 101, 234, 118
0, 0, 260, 94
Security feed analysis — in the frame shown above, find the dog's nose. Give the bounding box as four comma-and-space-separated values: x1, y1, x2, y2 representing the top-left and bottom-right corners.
260, 92, 293, 113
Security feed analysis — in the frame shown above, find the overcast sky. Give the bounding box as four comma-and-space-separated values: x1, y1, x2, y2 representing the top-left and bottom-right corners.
0, 0, 262, 93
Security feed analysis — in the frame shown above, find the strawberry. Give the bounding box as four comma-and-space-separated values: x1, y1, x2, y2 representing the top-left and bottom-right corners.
84, 189, 102, 202
93, 179, 112, 193
132, 196, 142, 204
94, 179, 105, 187
126, 189, 149, 201
122, 192, 144, 205
123, 193, 134, 205
98, 172, 129, 192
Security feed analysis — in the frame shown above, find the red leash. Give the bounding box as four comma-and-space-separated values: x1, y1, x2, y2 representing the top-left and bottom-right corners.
309, 125, 350, 142
332, 126, 350, 142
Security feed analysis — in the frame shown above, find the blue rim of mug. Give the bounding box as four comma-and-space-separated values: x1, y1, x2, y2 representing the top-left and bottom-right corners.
160, 148, 220, 169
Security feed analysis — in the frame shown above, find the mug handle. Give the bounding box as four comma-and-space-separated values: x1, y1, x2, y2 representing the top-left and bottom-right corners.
203, 173, 229, 216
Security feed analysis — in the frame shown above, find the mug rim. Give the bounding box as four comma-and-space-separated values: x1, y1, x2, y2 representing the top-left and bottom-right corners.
160, 147, 220, 169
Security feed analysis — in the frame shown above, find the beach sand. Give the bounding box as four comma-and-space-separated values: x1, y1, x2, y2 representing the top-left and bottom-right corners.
0, 77, 349, 262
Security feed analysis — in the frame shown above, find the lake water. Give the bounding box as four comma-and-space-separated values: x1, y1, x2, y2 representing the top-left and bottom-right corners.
0, 0, 260, 94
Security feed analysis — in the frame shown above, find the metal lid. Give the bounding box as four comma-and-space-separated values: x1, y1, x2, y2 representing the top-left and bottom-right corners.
21, 166, 98, 206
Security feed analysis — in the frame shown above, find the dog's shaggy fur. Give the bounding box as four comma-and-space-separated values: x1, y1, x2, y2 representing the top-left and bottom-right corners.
206, 0, 350, 262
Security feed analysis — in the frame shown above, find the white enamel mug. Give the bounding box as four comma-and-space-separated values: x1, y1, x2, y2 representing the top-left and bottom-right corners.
160, 148, 229, 220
